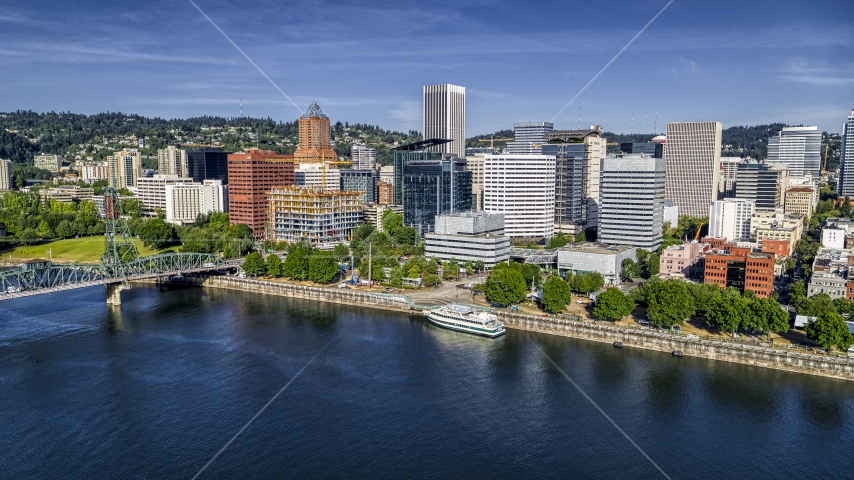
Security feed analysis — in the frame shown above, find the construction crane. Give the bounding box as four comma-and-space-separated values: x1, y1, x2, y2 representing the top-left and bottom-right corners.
478, 135, 513, 149
822, 143, 829, 174
694, 222, 704, 241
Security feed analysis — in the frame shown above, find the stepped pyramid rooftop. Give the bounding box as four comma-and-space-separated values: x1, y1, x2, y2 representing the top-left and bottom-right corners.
301, 101, 327, 119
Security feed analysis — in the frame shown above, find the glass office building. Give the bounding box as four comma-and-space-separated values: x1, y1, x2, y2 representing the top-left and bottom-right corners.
187, 148, 229, 184
403, 158, 472, 235
339, 169, 376, 204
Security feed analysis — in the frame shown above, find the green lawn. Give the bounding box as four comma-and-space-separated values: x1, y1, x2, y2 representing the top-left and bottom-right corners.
1, 236, 166, 264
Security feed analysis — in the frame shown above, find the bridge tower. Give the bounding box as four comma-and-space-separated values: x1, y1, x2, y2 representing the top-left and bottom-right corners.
102, 187, 139, 278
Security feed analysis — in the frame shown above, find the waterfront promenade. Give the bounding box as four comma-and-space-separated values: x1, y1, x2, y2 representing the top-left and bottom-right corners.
165, 276, 854, 382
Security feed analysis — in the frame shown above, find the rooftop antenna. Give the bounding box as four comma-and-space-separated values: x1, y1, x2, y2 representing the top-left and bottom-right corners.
239, 99, 243, 118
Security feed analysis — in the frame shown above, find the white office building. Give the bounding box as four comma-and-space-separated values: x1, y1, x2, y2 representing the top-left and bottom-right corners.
294, 164, 340, 192
556, 243, 637, 285
664, 121, 723, 217
598, 155, 666, 251
709, 198, 756, 241
483, 154, 555, 239
424, 212, 510, 267
108, 149, 142, 189
718, 156, 742, 198
165, 179, 228, 225
0, 159, 11, 191
350, 146, 377, 170
838, 110, 854, 197
506, 121, 554, 155
158, 146, 189, 177
34, 154, 63, 172
80, 162, 109, 183
767, 126, 822, 181
136, 174, 190, 216
423, 84, 466, 157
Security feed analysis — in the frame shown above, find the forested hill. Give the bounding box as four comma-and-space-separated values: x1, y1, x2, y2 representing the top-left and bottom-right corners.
0, 110, 421, 167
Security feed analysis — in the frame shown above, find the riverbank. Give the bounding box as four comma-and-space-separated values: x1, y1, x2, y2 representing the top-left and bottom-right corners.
161, 276, 854, 382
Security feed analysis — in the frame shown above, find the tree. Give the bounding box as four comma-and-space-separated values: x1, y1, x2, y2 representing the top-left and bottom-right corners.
575, 230, 586, 243
521, 264, 542, 288
593, 287, 635, 321
542, 276, 572, 313
833, 297, 854, 317
570, 272, 604, 294
393, 226, 418, 246
281, 248, 310, 280
54, 219, 74, 239
749, 297, 790, 334
425, 257, 439, 275
647, 281, 695, 327
333, 243, 350, 263
686, 282, 722, 314
382, 210, 402, 235
546, 232, 569, 249
840, 196, 853, 218
389, 266, 403, 287
137, 218, 174, 249
242, 252, 265, 277
789, 280, 807, 308
36, 220, 53, 239
443, 258, 461, 280
18, 228, 38, 245
799, 293, 837, 317
485, 268, 527, 306
407, 264, 421, 278
308, 250, 338, 284
621, 258, 641, 281
422, 273, 441, 288
266, 254, 282, 277
805, 312, 854, 351
474, 260, 485, 273
706, 295, 751, 335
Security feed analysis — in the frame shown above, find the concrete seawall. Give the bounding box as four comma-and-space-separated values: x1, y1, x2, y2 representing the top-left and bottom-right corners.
160, 276, 854, 382
498, 312, 854, 382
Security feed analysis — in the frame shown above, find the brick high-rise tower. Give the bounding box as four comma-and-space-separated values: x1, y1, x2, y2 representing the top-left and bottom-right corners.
294, 102, 337, 163
227, 149, 294, 239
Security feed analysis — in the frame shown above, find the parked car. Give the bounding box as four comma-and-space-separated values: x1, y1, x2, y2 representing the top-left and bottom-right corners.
203, 262, 215, 267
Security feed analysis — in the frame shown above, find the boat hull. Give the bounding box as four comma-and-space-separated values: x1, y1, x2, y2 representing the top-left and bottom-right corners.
426, 312, 505, 338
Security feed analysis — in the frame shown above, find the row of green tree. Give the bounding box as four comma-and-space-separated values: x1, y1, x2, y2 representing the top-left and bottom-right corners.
242, 243, 339, 284
0, 191, 104, 246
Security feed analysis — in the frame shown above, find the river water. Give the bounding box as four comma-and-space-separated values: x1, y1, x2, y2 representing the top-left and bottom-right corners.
1, 284, 853, 479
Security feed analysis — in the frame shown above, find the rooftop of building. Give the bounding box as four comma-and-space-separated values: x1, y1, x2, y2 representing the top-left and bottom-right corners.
786, 186, 815, 193
301, 102, 327, 119
392, 138, 452, 151
546, 126, 602, 142
437, 211, 503, 219
558, 242, 635, 255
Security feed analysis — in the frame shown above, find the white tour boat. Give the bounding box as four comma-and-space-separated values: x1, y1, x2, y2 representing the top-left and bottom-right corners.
426, 304, 505, 338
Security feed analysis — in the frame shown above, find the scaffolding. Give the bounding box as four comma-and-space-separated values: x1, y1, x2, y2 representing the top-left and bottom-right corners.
268, 186, 364, 246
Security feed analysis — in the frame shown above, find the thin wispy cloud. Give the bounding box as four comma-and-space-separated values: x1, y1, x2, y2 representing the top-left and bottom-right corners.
0, 0, 851, 133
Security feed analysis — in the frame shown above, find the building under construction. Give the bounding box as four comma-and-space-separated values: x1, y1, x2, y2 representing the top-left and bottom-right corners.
268, 186, 364, 246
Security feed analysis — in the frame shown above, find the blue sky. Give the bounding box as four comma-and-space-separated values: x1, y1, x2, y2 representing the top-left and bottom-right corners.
0, 0, 852, 134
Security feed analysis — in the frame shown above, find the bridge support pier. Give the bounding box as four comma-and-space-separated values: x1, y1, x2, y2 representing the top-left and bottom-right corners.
106, 283, 128, 306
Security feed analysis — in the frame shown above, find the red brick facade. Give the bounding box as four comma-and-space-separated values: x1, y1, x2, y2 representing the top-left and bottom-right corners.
227, 150, 295, 239
703, 243, 775, 298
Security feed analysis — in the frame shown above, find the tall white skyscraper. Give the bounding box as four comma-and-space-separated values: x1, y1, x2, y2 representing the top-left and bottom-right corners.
158, 146, 188, 177
506, 121, 553, 155
423, 84, 465, 157
598, 154, 666, 251
0, 159, 12, 191
838, 110, 854, 197
709, 198, 755, 241
483, 154, 555, 239
350, 146, 377, 170
767, 126, 822, 180
664, 121, 723, 217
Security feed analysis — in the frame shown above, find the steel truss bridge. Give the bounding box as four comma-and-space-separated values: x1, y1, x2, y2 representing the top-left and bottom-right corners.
509, 248, 558, 266
0, 188, 226, 303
